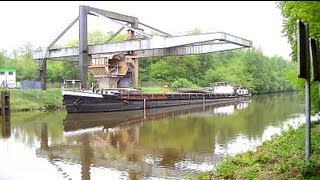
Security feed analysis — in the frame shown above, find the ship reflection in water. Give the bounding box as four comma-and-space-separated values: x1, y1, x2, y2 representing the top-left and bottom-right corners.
36, 100, 251, 179
1, 121, 11, 139
64, 100, 251, 132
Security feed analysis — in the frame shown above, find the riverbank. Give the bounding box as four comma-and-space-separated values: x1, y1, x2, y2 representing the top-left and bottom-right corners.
7, 88, 64, 112
196, 120, 320, 179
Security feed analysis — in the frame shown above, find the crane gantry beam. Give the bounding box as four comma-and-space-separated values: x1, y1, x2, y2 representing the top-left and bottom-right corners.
33, 32, 251, 60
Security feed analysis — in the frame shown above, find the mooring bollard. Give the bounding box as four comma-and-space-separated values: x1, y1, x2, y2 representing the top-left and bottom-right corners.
202, 95, 205, 111
143, 98, 146, 119
1, 90, 10, 123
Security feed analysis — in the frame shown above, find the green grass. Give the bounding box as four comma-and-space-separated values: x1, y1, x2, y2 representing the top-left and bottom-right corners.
5, 88, 63, 111
195, 121, 320, 180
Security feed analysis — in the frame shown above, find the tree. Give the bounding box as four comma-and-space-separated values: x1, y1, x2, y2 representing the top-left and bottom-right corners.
65, 29, 127, 47
279, 2, 320, 112
278, 2, 320, 61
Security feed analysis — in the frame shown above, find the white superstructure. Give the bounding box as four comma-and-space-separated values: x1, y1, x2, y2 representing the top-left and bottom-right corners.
212, 82, 234, 94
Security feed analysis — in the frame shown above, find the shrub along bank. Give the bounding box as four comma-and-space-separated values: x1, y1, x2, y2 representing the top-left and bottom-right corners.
6, 88, 63, 111
196, 121, 320, 179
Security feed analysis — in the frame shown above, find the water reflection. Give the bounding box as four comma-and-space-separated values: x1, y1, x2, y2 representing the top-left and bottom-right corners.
40, 123, 48, 150
1, 121, 10, 138
39, 100, 251, 179
81, 134, 92, 180
63, 101, 248, 132
0, 93, 306, 179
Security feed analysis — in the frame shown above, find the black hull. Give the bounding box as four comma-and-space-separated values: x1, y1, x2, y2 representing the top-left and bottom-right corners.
63, 93, 250, 113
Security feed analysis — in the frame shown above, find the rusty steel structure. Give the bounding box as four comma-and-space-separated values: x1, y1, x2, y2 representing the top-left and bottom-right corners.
32, 5, 253, 90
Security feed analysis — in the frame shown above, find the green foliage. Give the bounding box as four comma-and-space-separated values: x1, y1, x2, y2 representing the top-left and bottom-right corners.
197, 121, 320, 179
46, 61, 79, 83
0, 43, 38, 81
279, 2, 320, 113
301, 159, 319, 179
278, 2, 320, 61
142, 48, 294, 94
10, 89, 62, 111
65, 29, 127, 47
215, 158, 237, 178
148, 60, 172, 82
171, 78, 198, 89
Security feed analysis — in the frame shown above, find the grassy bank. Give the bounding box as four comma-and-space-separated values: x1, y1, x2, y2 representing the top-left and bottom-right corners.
196, 121, 320, 179
6, 88, 63, 111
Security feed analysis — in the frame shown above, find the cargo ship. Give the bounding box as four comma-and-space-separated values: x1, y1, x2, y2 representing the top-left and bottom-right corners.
62, 82, 251, 113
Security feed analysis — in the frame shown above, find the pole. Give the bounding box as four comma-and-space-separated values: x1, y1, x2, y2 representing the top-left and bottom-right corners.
304, 24, 311, 161
79, 5, 88, 89
297, 20, 311, 161
40, 59, 47, 90
202, 94, 205, 111
305, 77, 311, 161
143, 98, 146, 119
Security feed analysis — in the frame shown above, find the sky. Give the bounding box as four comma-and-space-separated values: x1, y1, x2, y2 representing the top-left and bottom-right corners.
0, 1, 292, 60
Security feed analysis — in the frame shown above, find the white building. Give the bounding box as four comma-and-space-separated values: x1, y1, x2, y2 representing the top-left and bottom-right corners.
0, 68, 16, 88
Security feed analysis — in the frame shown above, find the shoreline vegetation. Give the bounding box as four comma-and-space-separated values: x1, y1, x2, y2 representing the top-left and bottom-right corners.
195, 120, 320, 179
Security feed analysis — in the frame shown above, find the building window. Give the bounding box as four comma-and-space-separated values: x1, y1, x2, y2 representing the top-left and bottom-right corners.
0, 72, 4, 75
8, 72, 13, 75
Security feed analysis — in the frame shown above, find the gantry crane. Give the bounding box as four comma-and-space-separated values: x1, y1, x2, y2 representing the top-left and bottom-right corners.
32, 5, 252, 90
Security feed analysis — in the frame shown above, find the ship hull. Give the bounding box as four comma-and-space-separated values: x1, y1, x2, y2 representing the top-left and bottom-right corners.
63, 91, 250, 113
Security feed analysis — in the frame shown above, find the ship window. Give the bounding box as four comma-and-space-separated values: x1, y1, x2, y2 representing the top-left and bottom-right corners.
8, 72, 13, 75
0, 72, 4, 75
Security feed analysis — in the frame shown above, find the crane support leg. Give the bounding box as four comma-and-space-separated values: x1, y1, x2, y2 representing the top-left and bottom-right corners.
79, 5, 88, 89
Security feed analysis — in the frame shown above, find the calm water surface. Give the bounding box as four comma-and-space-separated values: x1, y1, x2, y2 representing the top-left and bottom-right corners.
0, 93, 308, 179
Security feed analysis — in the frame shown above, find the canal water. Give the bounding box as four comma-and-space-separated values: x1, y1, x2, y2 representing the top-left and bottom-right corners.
0, 93, 308, 179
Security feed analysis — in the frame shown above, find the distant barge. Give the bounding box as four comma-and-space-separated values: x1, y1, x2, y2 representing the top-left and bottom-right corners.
62, 82, 251, 113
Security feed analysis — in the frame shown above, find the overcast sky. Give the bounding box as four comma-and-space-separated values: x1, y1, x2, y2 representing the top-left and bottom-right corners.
0, 1, 291, 59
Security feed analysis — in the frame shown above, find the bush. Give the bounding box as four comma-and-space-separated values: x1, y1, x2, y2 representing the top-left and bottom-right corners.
171, 78, 198, 89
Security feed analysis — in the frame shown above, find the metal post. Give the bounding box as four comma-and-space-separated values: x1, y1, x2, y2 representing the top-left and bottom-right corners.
305, 24, 311, 161
133, 58, 139, 89
304, 24, 311, 161
79, 5, 88, 89
297, 20, 311, 161
128, 20, 139, 89
305, 76, 311, 160
40, 59, 47, 90
143, 98, 146, 119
